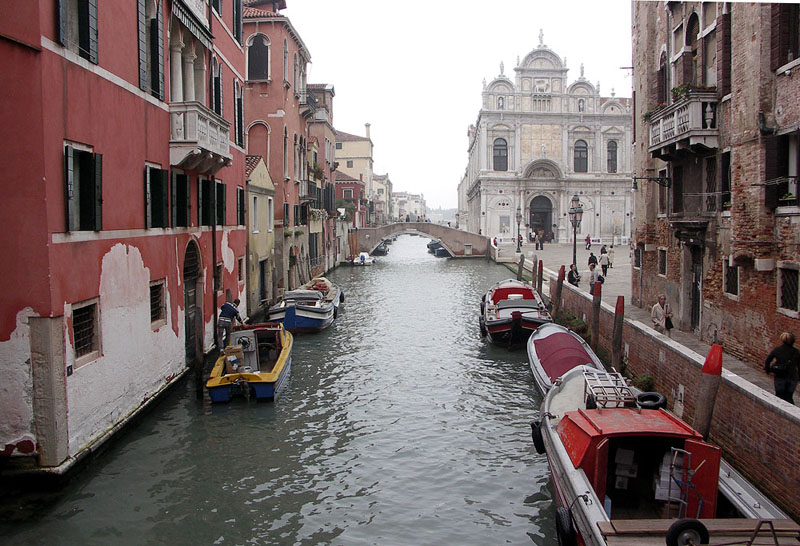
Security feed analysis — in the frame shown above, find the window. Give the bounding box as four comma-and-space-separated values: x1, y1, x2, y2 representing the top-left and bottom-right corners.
335, 142, 342, 150
721, 152, 731, 208
672, 165, 684, 213
764, 134, 799, 207
658, 249, 667, 276
251, 195, 259, 232
199, 178, 213, 226
497, 96, 504, 110
377, 188, 384, 195
236, 186, 245, 226
293, 53, 298, 91
723, 260, 739, 297
574, 140, 588, 172
634, 246, 643, 269
57, 0, 98, 64
150, 280, 166, 324
346, 160, 353, 168
770, 4, 800, 71
64, 145, 102, 231
216, 182, 226, 226
705, 157, 717, 212
343, 188, 353, 199
247, 34, 270, 80
145, 166, 169, 228
212, 60, 223, 116
778, 264, 799, 313
258, 258, 268, 302
234, 81, 244, 147
658, 168, 668, 215
267, 197, 274, 231
172, 173, 190, 227
294, 204, 300, 226
211, 0, 221, 14
686, 14, 700, 86
607, 141, 618, 173
283, 202, 289, 227
72, 299, 100, 364
232, 0, 242, 43
493, 138, 508, 171
237, 257, 244, 283
137, 0, 164, 99
283, 128, 288, 180
283, 39, 288, 83
214, 263, 223, 292
657, 52, 668, 105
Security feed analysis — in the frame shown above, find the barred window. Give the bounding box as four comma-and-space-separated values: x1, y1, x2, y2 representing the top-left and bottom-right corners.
150, 281, 166, 324
215, 263, 223, 293
723, 260, 739, 296
493, 138, 508, 171
574, 140, 588, 173
73, 302, 98, 359
634, 246, 642, 269
658, 249, 667, 275
778, 265, 799, 312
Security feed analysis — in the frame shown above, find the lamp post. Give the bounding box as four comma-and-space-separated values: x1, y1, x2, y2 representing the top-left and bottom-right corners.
515, 206, 523, 253
568, 194, 584, 266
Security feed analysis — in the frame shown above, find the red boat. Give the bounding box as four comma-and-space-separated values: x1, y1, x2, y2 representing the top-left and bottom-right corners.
479, 279, 552, 346
527, 323, 604, 395
531, 366, 796, 546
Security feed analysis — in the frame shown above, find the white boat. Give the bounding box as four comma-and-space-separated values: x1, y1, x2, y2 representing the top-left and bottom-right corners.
352, 252, 376, 265
266, 277, 343, 332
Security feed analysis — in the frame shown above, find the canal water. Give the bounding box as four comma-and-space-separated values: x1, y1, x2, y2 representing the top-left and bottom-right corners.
1, 235, 556, 545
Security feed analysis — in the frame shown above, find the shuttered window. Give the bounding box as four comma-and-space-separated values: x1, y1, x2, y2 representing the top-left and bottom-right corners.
64, 145, 102, 231
216, 182, 226, 226
172, 173, 190, 227
771, 4, 800, 71
57, 0, 98, 64
145, 166, 169, 228
199, 178, 213, 226
236, 187, 246, 226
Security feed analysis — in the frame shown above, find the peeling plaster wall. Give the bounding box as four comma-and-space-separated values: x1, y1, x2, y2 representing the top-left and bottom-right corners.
0, 308, 37, 455
65, 244, 184, 455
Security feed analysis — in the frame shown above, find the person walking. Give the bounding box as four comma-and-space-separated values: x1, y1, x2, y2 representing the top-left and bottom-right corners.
585, 234, 591, 250
567, 264, 581, 287
650, 295, 673, 338
218, 298, 244, 348
588, 263, 602, 295
608, 245, 615, 268
587, 252, 598, 267
764, 332, 800, 404
599, 252, 610, 276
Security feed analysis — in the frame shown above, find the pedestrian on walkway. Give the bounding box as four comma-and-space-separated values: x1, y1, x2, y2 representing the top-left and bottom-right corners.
567, 264, 581, 287
588, 252, 598, 267
608, 245, 615, 268
599, 252, 610, 276
764, 332, 800, 405
588, 263, 602, 295
218, 298, 244, 348
650, 295, 673, 338
585, 234, 591, 250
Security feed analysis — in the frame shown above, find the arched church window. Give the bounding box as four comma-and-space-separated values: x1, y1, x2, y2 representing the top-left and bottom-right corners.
493, 138, 508, 171
607, 141, 618, 173
247, 35, 270, 80
574, 140, 588, 173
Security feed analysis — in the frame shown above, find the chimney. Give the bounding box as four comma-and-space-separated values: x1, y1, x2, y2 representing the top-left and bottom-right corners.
365, 123, 371, 139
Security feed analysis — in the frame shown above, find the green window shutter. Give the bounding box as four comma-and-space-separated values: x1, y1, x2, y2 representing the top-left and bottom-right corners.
93, 153, 102, 230
57, 0, 67, 46
64, 146, 74, 231
159, 169, 169, 227
170, 171, 178, 228
198, 179, 204, 225
137, 0, 147, 91
156, 1, 164, 100
145, 167, 152, 228
87, 0, 98, 64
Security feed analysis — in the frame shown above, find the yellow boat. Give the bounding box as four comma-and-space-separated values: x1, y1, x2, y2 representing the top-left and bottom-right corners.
206, 323, 293, 402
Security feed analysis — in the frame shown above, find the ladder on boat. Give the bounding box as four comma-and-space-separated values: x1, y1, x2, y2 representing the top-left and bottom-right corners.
582, 370, 636, 408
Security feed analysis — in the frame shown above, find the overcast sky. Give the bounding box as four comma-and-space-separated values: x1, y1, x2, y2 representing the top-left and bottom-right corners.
284, 0, 634, 209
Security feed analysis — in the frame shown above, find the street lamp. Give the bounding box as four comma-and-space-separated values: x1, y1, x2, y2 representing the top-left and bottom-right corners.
568, 194, 584, 266
515, 206, 523, 253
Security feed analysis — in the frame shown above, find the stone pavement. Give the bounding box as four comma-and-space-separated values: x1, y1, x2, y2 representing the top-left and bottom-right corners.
507, 241, 798, 405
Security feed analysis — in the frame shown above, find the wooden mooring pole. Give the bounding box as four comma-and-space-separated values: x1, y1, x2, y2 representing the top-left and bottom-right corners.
552, 265, 565, 315
516, 254, 525, 281
591, 282, 602, 353
612, 296, 624, 371
537, 260, 544, 295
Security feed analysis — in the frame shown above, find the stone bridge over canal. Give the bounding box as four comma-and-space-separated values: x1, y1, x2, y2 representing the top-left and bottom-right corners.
356, 223, 490, 257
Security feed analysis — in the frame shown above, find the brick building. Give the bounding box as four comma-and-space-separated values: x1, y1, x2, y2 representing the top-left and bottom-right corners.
0, 0, 247, 468
632, 2, 799, 366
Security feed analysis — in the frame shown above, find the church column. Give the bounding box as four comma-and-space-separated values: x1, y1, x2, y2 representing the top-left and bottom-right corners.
480, 122, 487, 171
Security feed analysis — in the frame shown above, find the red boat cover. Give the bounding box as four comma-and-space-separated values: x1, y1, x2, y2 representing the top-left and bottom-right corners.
490, 286, 534, 304
533, 331, 595, 382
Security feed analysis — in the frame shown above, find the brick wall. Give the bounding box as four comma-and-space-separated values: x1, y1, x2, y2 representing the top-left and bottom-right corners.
551, 275, 800, 519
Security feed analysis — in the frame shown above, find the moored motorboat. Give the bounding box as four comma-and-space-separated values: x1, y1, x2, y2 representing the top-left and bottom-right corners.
479, 279, 552, 346
527, 323, 604, 395
352, 252, 376, 265
427, 240, 443, 253
371, 241, 389, 256
532, 366, 796, 546
206, 322, 293, 403
267, 277, 343, 332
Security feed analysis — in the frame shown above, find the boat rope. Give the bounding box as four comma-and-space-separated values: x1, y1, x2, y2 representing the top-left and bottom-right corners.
569, 492, 592, 509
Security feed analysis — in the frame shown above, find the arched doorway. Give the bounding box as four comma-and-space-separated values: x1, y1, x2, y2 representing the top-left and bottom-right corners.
528, 196, 553, 239
183, 240, 202, 366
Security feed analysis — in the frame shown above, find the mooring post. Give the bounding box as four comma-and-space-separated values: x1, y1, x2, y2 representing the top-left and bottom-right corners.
694, 344, 723, 440
612, 296, 624, 371
516, 253, 525, 280
530, 254, 538, 286
553, 265, 565, 315
591, 282, 602, 352
537, 260, 544, 295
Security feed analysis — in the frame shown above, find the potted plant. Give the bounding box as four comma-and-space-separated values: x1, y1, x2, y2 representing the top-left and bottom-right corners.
778, 193, 797, 204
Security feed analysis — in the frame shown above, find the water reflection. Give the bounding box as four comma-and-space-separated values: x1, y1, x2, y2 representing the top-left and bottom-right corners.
1, 234, 556, 545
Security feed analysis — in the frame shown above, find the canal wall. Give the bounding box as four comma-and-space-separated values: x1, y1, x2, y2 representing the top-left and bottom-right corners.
546, 271, 800, 520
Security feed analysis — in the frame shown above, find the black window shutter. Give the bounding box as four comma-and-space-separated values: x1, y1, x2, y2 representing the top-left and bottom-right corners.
718, 13, 731, 95
160, 169, 169, 226
145, 167, 152, 228
237, 96, 244, 146
219, 69, 223, 117
137, 0, 147, 90
57, 0, 67, 46
149, 20, 160, 98
171, 171, 178, 228
87, 0, 98, 64
156, 2, 164, 100
64, 146, 74, 231
93, 153, 102, 230
221, 184, 227, 226
198, 179, 204, 225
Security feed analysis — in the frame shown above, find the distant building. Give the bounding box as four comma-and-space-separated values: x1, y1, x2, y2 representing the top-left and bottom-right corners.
631, 2, 800, 365
392, 191, 427, 222
459, 36, 633, 244
335, 171, 367, 228
372, 173, 393, 225
245, 156, 275, 319
335, 125, 375, 223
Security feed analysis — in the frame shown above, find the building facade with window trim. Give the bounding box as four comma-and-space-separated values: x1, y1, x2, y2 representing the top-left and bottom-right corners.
460, 39, 633, 244
632, 1, 800, 366
0, 0, 247, 470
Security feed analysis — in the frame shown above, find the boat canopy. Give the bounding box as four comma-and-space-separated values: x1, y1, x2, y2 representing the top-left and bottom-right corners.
490, 284, 534, 304
532, 328, 596, 382
284, 290, 324, 301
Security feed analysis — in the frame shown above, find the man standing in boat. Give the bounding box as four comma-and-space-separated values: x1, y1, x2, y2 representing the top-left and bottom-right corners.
218, 298, 243, 348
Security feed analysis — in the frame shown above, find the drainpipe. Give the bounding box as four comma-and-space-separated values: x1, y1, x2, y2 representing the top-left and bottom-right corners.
211, 175, 219, 350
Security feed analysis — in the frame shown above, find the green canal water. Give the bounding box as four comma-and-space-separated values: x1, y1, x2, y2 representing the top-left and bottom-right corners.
0, 234, 557, 545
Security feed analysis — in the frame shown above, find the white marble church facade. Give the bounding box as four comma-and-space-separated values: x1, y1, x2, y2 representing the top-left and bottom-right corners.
458, 35, 633, 245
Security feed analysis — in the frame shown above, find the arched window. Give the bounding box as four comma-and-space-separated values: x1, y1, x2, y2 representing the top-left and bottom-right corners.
497, 96, 504, 110
687, 13, 700, 86
283, 39, 288, 82
283, 127, 288, 179
607, 141, 618, 173
247, 34, 270, 80
293, 53, 298, 90
574, 140, 588, 172
493, 138, 508, 171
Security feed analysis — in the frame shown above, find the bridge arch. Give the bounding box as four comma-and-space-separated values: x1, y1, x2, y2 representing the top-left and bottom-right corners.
354, 222, 489, 257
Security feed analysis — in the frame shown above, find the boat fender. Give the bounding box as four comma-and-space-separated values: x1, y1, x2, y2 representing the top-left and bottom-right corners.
637, 391, 667, 410
479, 316, 487, 338
665, 518, 709, 546
530, 420, 546, 455
555, 507, 577, 546
339, 292, 345, 303
480, 301, 485, 314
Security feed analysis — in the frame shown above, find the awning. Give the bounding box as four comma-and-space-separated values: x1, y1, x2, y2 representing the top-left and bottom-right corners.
173, 0, 213, 50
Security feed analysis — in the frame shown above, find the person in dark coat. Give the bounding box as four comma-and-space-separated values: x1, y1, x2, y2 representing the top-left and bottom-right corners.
764, 332, 800, 404
587, 252, 598, 267
567, 264, 581, 286
218, 298, 243, 348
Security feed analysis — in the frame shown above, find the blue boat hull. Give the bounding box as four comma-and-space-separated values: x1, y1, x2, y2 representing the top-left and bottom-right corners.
207, 355, 292, 403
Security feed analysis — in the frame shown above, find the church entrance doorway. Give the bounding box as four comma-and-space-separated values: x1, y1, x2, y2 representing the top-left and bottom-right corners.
528, 196, 553, 239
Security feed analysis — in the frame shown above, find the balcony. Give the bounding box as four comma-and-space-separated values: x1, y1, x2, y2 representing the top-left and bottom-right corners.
299, 90, 317, 119
648, 91, 718, 160
169, 101, 232, 175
